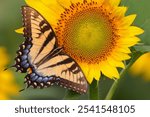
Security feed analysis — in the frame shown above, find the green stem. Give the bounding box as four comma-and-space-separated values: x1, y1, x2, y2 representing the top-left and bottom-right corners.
89, 79, 99, 100
105, 52, 143, 100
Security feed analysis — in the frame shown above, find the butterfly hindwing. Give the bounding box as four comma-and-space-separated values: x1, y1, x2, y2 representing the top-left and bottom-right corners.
15, 40, 31, 73
14, 6, 88, 93
35, 52, 88, 93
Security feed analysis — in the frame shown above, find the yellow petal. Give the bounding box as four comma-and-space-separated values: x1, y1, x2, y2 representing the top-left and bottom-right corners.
119, 37, 140, 43
15, 27, 24, 34
107, 57, 125, 69
57, 0, 71, 8
118, 37, 141, 47
40, 0, 64, 12
100, 61, 120, 79
108, 0, 121, 6
88, 68, 96, 84
80, 63, 91, 82
117, 14, 136, 29
128, 26, 144, 35
94, 71, 101, 81
113, 7, 127, 18
80, 63, 101, 83
89, 64, 101, 82
112, 52, 131, 61
117, 47, 131, 53
119, 27, 144, 37
25, 0, 60, 25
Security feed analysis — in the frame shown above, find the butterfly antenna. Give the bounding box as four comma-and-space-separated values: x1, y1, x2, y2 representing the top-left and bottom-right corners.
19, 88, 25, 92
3, 65, 15, 71
19, 83, 28, 92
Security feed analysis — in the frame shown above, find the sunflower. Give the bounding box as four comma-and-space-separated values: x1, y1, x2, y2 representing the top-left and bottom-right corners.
17, 0, 144, 83
0, 47, 19, 100
131, 52, 150, 81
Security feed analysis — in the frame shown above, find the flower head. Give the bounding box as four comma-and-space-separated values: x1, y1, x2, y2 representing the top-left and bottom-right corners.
131, 52, 150, 81
21, 0, 144, 83
0, 47, 19, 100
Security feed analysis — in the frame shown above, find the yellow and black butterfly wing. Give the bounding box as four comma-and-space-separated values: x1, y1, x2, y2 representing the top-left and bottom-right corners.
22, 6, 57, 65
15, 6, 56, 73
35, 51, 88, 93
14, 6, 88, 93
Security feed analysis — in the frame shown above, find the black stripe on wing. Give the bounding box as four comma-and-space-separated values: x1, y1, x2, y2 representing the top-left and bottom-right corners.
22, 6, 57, 62
38, 31, 55, 54
46, 58, 73, 68
35, 47, 63, 67
62, 63, 81, 74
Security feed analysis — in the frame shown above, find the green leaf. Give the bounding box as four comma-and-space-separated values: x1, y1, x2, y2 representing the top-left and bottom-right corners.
63, 90, 81, 100
134, 45, 150, 53
89, 79, 99, 100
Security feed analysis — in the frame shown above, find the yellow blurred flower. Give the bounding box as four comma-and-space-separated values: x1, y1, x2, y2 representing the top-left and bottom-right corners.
0, 47, 19, 100
131, 52, 150, 80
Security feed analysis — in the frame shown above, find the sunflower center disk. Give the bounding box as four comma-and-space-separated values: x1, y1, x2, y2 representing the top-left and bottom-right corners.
56, 2, 115, 63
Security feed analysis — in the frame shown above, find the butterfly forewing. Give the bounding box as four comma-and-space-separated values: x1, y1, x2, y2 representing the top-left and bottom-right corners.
14, 6, 88, 94
22, 6, 57, 64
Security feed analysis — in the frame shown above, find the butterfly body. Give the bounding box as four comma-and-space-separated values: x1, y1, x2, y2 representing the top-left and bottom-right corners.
14, 6, 88, 94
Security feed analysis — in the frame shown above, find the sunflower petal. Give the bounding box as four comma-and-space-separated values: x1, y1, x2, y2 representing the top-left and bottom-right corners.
117, 46, 131, 53
15, 27, 24, 34
40, 0, 64, 12
107, 57, 125, 68
25, 0, 60, 25
128, 26, 144, 35
112, 52, 131, 61
113, 7, 127, 18
100, 61, 120, 79
119, 27, 144, 37
57, 0, 71, 8
94, 71, 101, 81
118, 37, 141, 47
117, 14, 136, 29
88, 68, 96, 83
89, 64, 101, 81
80, 63, 92, 83
108, 0, 121, 6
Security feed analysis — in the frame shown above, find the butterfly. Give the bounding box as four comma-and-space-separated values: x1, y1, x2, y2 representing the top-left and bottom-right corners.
13, 6, 88, 94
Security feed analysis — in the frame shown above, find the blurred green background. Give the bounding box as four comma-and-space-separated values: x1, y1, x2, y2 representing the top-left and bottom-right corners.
0, 0, 150, 100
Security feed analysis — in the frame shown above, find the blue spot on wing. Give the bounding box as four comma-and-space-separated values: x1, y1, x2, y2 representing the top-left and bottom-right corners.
31, 75, 38, 81
42, 77, 49, 83
23, 49, 29, 54
21, 55, 28, 60
24, 63, 29, 68
36, 77, 43, 83
21, 60, 27, 66
26, 45, 32, 49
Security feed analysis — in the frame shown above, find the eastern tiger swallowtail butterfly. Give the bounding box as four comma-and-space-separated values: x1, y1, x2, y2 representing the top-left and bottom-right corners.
13, 6, 88, 94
